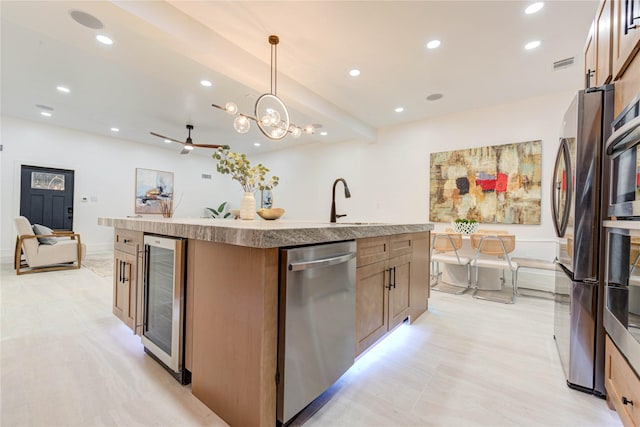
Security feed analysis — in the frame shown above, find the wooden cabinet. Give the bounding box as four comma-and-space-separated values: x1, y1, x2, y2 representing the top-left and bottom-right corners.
355, 232, 430, 356
585, 20, 597, 88
605, 335, 640, 427
112, 228, 143, 334
585, 0, 614, 88
612, 0, 640, 81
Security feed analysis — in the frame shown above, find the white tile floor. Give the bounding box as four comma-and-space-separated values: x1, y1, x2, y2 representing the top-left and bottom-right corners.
1, 254, 623, 426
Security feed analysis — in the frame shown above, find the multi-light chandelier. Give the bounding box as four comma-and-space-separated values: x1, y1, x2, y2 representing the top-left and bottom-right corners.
211, 35, 314, 141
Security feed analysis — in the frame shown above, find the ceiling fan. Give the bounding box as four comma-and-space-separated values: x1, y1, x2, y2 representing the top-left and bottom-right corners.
150, 124, 225, 155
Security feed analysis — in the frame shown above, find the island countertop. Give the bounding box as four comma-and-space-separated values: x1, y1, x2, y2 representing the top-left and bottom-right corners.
98, 217, 433, 248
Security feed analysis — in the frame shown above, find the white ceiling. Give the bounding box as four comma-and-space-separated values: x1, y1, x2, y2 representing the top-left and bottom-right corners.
1, 1, 598, 156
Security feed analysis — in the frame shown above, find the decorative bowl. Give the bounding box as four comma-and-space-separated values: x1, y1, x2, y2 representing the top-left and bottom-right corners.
229, 209, 240, 219
257, 208, 285, 220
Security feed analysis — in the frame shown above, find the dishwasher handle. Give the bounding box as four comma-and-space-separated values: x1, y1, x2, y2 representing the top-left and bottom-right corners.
288, 252, 356, 271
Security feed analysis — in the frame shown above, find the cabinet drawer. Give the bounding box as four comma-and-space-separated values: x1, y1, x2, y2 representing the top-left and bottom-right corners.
389, 233, 413, 258
114, 229, 143, 255
357, 236, 389, 267
605, 335, 640, 427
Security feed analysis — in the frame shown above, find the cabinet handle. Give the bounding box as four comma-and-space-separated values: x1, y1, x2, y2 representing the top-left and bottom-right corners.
119, 260, 123, 282
622, 396, 634, 406
386, 268, 393, 290
392, 266, 397, 289
123, 262, 129, 283
123, 239, 131, 244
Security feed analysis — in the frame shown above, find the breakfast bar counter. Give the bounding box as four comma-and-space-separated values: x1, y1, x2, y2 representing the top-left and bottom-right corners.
98, 217, 433, 426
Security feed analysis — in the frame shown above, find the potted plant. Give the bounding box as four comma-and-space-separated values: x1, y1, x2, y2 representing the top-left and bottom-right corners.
452, 218, 479, 235
213, 147, 279, 219
206, 202, 231, 219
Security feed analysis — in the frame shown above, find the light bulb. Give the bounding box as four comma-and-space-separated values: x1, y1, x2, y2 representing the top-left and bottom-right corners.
185, 145, 194, 151
267, 109, 280, 126
292, 127, 302, 138
304, 125, 315, 134
225, 102, 238, 115
234, 116, 250, 133
271, 128, 286, 139
261, 115, 271, 126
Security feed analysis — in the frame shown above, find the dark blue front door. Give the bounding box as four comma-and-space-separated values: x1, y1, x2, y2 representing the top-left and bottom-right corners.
20, 165, 74, 230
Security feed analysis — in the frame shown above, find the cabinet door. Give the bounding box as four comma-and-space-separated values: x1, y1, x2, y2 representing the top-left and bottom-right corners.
113, 251, 135, 331
388, 253, 411, 330
585, 20, 597, 88
356, 259, 389, 356
596, 0, 613, 86
613, 0, 640, 80
605, 335, 640, 426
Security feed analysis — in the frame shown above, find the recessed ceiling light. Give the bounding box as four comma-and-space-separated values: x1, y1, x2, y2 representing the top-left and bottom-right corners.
426, 93, 444, 101
394, 107, 404, 113
426, 40, 441, 49
320, 131, 328, 136
349, 69, 361, 77
56, 86, 70, 93
96, 34, 113, 45
525, 2, 544, 14
164, 139, 172, 144
525, 40, 541, 50
254, 142, 261, 147
40, 111, 52, 117
110, 127, 119, 132
200, 80, 213, 87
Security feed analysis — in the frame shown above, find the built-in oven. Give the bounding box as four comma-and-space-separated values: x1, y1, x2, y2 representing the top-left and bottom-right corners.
604, 92, 640, 378
142, 235, 190, 384
607, 93, 640, 219
603, 222, 640, 376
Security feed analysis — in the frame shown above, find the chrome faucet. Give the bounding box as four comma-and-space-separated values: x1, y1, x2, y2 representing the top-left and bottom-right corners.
330, 178, 351, 223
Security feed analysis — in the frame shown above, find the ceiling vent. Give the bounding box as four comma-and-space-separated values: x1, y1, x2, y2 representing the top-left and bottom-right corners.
553, 57, 575, 70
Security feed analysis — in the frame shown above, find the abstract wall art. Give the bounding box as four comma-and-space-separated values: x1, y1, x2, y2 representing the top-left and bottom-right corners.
135, 168, 174, 214
429, 140, 542, 224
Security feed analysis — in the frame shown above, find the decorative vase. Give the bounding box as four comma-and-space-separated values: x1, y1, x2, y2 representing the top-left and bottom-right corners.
239, 192, 256, 220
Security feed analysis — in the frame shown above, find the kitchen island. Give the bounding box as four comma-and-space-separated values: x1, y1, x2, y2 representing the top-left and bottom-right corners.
98, 217, 433, 426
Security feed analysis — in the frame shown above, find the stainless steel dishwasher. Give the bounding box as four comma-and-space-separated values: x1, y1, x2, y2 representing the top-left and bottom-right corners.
277, 240, 357, 425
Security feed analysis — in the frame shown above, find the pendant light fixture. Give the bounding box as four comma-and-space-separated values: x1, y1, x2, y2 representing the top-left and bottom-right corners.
211, 35, 314, 141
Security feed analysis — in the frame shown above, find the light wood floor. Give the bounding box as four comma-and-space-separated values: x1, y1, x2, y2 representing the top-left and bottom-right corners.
1, 254, 622, 426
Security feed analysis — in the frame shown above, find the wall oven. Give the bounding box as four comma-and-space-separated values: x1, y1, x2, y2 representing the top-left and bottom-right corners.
604, 92, 640, 377
142, 235, 190, 384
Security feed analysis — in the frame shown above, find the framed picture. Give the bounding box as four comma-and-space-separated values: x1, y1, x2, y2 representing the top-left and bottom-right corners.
261, 189, 273, 209
135, 168, 174, 214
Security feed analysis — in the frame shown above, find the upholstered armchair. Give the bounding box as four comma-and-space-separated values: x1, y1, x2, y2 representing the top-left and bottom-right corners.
14, 216, 85, 275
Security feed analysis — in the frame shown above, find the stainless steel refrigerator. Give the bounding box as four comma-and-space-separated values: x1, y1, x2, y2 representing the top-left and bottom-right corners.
551, 84, 614, 397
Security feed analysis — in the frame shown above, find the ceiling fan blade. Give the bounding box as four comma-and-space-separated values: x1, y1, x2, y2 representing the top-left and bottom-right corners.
150, 132, 186, 145
191, 143, 225, 149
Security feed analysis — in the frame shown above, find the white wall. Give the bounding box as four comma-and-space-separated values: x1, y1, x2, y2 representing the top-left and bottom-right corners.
2, 89, 575, 267
0, 116, 234, 257
252, 90, 577, 263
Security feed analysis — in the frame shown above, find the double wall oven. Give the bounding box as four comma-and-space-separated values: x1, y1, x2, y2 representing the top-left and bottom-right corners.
604, 92, 640, 377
